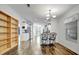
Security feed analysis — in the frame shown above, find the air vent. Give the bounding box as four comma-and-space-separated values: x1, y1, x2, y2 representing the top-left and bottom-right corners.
27, 4, 30, 7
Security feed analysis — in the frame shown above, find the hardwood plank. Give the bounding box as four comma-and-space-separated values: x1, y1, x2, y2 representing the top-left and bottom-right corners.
41, 43, 78, 55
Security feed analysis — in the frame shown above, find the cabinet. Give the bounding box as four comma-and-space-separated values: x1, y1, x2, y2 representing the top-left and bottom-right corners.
0, 11, 18, 54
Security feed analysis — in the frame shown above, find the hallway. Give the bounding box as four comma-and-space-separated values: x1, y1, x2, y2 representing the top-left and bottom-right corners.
18, 36, 42, 55
0, 4, 79, 55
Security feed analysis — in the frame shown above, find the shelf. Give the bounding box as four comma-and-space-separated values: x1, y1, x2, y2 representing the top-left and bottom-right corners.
0, 18, 10, 23
11, 17, 18, 22
0, 26, 10, 28
11, 27, 17, 29
11, 32, 17, 34
11, 36, 18, 39
0, 32, 10, 34
0, 44, 18, 55
0, 42, 8, 47
11, 23, 18, 26
0, 37, 18, 41
0, 11, 18, 55
0, 39, 8, 41
12, 39, 17, 42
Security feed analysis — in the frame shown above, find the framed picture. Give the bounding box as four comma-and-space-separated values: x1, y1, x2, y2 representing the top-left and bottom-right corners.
65, 20, 77, 42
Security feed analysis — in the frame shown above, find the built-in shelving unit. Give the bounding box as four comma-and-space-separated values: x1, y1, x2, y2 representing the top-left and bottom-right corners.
11, 18, 18, 47
0, 11, 18, 54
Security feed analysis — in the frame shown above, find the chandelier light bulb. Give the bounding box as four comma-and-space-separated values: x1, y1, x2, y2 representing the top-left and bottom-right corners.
52, 15, 56, 18
46, 14, 50, 17
46, 17, 49, 20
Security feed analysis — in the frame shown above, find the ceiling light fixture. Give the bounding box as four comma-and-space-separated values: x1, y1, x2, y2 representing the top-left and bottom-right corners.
46, 9, 57, 20
44, 8, 57, 26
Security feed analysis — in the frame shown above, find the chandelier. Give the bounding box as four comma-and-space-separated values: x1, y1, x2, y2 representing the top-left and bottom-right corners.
46, 9, 57, 22
44, 9, 57, 26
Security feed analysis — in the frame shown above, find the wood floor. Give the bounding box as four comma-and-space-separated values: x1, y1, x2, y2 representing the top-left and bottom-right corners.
3, 39, 77, 55
41, 43, 77, 55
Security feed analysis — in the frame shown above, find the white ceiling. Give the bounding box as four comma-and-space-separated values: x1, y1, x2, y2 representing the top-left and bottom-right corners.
8, 4, 77, 24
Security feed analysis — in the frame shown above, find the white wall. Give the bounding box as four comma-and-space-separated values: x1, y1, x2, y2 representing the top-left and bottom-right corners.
57, 5, 79, 54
